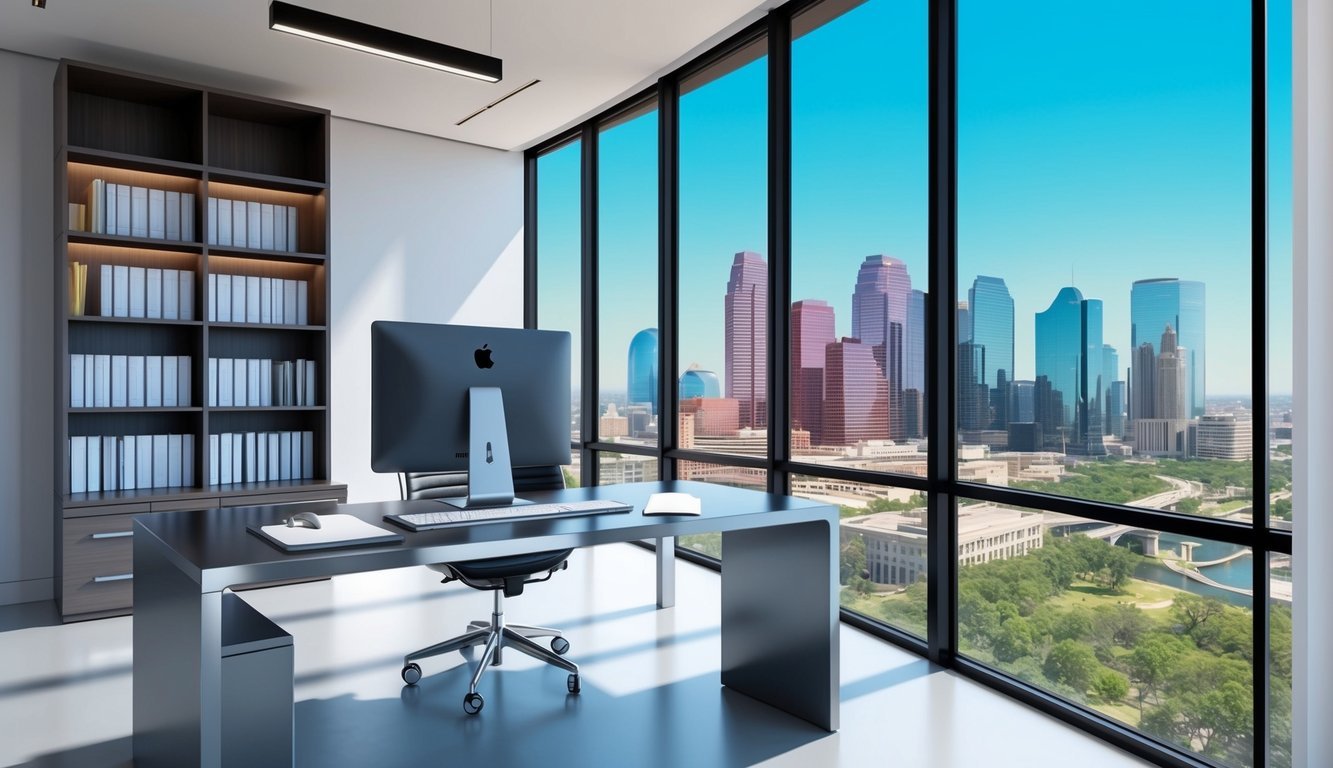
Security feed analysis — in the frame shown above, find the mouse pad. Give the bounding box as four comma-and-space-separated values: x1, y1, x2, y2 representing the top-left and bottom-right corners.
247, 513, 404, 552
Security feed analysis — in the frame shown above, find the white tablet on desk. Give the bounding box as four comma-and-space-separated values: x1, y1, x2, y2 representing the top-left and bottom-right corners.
247, 513, 404, 552
643, 492, 701, 516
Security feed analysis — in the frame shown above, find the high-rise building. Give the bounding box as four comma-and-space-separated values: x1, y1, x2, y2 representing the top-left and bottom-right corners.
627, 328, 658, 415
1010, 379, 1036, 423
1035, 287, 1083, 428
957, 301, 971, 344
969, 276, 1015, 392
907, 289, 926, 393
1195, 413, 1252, 459
1131, 278, 1205, 417
958, 340, 990, 431
852, 255, 913, 359
822, 338, 889, 445
724, 251, 767, 428
1131, 341, 1157, 422
1101, 344, 1119, 436
679, 364, 721, 399
791, 299, 836, 445
1155, 325, 1189, 420
1035, 286, 1105, 453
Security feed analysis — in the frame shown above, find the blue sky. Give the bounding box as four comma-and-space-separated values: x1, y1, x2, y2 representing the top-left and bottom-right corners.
541, 0, 1291, 400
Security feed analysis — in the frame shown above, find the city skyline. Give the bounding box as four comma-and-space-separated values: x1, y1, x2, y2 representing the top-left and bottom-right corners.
541, 0, 1289, 400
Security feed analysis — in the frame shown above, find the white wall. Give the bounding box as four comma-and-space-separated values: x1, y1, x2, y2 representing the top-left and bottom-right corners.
328, 119, 524, 503
0, 50, 56, 605
1293, 1, 1331, 764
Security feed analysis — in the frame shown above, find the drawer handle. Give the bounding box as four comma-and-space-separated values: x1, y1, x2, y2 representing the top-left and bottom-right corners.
92, 530, 134, 540
93, 573, 133, 583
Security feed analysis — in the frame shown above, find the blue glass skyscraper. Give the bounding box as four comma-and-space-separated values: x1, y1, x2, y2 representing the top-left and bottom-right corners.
1035, 286, 1105, 453
968, 276, 1014, 390
1130, 278, 1205, 417
627, 328, 658, 415
679, 365, 721, 399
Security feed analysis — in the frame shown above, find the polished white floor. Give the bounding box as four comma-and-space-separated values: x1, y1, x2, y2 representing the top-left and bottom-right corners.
0, 543, 1149, 768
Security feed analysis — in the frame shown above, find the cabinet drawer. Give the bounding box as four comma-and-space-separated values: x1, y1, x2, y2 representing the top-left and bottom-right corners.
62, 514, 137, 617
221, 489, 343, 507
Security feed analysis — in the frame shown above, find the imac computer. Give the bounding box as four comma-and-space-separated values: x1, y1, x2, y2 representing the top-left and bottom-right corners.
370, 321, 571, 509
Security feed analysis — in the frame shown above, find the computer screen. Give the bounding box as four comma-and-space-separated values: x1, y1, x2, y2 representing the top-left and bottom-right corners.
370, 322, 571, 480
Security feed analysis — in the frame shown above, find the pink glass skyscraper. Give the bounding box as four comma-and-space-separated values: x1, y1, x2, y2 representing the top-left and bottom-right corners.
724, 251, 768, 429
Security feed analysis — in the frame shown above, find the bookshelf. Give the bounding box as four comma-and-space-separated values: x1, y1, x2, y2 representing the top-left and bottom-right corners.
54, 61, 346, 621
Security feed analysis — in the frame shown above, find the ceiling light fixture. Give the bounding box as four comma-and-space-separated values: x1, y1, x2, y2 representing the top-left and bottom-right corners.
32, 0, 46, 8
268, 1, 502, 83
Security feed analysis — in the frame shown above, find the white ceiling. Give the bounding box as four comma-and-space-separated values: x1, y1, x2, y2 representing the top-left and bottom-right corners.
0, 0, 775, 151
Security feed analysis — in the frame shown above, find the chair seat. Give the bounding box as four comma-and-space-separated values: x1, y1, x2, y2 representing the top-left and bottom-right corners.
426, 549, 573, 581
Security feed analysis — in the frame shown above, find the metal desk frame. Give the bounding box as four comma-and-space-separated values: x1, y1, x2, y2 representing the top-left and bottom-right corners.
132, 480, 839, 767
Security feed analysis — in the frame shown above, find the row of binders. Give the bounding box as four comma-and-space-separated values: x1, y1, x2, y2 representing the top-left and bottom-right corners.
206, 198, 300, 252
95, 265, 196, 320
70, 354, 192, 408
81, 180, 197, 242
211, 431, 315, 485
208, 274, 309, 325
68, 434, 196, 493
208, 358, 318, 408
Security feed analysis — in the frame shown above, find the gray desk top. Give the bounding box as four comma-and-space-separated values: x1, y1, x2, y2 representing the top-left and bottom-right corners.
132, 480, 835, 592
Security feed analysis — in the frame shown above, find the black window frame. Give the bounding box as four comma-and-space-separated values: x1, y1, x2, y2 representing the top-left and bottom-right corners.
524, 2, 1290, 766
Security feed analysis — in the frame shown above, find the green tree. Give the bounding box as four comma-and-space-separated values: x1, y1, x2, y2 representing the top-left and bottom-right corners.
1092, 604, 1150, 649
1091, 668, 1130, 703
1127, 634, 1187, 711
840, 535, 866, 585
991, 617, 1037, 663
1170, 593, 1225, 636
562, 467, 579, 489
1043, 639, 1101, 693
1175, 497, 1201, 515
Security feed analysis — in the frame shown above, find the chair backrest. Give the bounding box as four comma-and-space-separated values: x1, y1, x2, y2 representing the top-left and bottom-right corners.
402, 466, 566, 501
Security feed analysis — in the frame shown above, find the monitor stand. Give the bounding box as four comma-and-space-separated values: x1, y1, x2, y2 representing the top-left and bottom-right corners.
438, 386, 533, 510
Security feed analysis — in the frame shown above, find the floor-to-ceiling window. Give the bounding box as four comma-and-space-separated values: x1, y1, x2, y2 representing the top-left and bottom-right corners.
534, 138, 583, 486
597, 98, 661, 482
787, 0, 929, 639
526, 0, 1289, 764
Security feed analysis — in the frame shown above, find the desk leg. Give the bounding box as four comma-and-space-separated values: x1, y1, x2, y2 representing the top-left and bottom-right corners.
720, 519, 839, 731
655, 536, 675, 608
133, 532, 226, 768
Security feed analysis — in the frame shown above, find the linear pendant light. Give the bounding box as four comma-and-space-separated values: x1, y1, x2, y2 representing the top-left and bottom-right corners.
269, 1, 502, 83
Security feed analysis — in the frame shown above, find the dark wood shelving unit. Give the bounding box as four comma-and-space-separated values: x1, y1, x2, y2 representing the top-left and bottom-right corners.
54, 60, 344, 622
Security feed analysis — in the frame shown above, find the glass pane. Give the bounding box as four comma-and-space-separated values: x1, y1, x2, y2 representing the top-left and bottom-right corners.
793, 474, 926, 638
677, 39, 768, 457
1270, 552, 1293, 768
597, 451, 659, 485
790, 0, 928, 469
675, 459, 767, 558
958, 2, 1253, 515
1268, 0, 1293, 531
536, 140, 583, 444
598, 105, 659, 449
957, 500, 1256, 766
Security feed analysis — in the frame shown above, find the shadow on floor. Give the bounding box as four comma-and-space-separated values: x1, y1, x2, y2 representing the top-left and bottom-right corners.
10, 668, 831, 768
11, 736, 132, 768
299, 664, 830, 768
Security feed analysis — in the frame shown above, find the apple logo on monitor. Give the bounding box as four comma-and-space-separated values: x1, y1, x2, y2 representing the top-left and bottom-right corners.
474, 344, 494, 369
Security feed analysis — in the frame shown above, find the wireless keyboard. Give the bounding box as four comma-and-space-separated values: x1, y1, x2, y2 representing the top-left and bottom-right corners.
386, 499, 634, 531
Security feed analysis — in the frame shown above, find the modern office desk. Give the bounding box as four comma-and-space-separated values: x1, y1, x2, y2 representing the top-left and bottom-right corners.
131, 480, 839, 767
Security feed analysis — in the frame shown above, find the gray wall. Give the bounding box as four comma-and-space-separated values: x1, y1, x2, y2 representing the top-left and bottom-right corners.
327, 118, 524, 504
1293, 1, 1331, 763
0, 52, 523, 603
0, 50, 56, 605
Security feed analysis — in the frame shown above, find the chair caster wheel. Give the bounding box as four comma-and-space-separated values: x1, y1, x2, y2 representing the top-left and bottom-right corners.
567, 674, 580, 694
401, 663, 422, 686
551, 636, 570, 655
463, 692, 484, 715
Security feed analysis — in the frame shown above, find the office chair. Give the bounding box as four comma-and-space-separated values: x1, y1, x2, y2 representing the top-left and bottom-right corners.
398, 466, 580, 714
